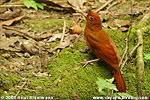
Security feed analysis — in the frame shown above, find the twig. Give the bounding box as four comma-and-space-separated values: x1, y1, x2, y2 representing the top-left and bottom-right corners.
0, 5, 25, 8
138, 12, 150, 26
72, 7, 86, 17
120, 42, 142, 70
2, 26, 53, 40
127, 0, 133, 57
106, 1, 118, 11
82, 59, 99, 68
55, 21, 66, 56
2, 26, 31, 39
120, 0, 133, 69
15, 82, 27, 97
21, 88, 36, 92
95, 0, 114, 13
119, 38, 128, 67
60, 21, 66, 43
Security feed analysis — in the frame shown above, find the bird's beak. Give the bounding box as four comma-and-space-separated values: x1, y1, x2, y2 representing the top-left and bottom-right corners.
78, 11, 87, 23
74, 8, 87, 23
74, 8, 87, 18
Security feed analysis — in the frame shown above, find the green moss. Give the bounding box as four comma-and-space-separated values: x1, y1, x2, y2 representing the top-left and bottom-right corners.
1, 9, 150, 98
105, 29, 126, 55
45, 45, 115, 99
9, 87, 18, 95
25, 19, 72, 33
8, 73, 22, 85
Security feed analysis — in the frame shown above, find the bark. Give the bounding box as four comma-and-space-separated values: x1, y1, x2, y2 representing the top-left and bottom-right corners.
136, 12, 150, 95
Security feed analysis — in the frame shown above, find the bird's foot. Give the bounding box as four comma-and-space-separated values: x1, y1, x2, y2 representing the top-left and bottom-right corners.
81, 59, 99, 68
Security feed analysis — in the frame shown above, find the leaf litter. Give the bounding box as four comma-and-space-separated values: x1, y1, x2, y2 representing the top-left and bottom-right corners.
0, 0, 150, 98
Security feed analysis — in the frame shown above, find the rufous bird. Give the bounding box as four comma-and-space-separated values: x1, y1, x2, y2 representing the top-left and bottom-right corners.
83, 12, 126, 93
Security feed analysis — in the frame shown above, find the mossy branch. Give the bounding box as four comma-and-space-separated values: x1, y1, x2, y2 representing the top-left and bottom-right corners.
136, 12, 150, 81
136, 12, 150, 95
136, 25, 150, 80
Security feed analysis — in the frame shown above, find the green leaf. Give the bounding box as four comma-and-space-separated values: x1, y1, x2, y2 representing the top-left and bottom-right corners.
31, 3, 38, 11
144, 53, 150, 63
36, 2, 44, 10
117, 92, 133, 97
144, 53, 150, 60
116, 24, 122, 27
96, 77, 118, 92
24, 0, 31, 8
24, 0, 43, 11
106, 77, 115, 83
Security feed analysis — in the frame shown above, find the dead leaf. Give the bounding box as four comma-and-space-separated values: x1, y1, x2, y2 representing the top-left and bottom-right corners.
0, 26, 6, 41
67, 0, 87, 9
74, 66, 80, 70
21, 41, 39, 54
23, 52, 30, 58
0, 15, 24, 26
69, 34, 80, 42
48, 33, 62, 42
0, 8, 6, 13
118, 27, 129, 32
72, 93, 80, 100
108, 19, 130, 31
32, 72, 50, 77
69, 21, 83, 34
33, 33, 53, 41
15, 52, 24, 57
53, 38, 70, 50
108, 19, 130, 28
0, 0, 6, 5
0, 36, 23, 52
5, 30, 19, 37
0, 10, 21, 20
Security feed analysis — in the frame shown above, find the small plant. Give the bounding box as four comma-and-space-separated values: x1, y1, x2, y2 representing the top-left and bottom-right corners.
96, 77, 132, 97
24, 0, 44, 11
96, 77, 118, 95
144, 53, 150, 63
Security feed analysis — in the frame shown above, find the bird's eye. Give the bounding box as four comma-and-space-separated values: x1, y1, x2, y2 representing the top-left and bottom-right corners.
89, 16, 94, 20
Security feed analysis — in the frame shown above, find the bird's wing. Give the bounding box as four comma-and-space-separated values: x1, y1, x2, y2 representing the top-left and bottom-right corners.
86, 33, 120, 70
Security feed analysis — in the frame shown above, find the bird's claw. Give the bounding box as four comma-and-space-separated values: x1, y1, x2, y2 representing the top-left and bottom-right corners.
81, 59, 99, 68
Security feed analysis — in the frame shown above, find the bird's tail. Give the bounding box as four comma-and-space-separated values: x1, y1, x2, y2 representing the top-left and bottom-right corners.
113, 69, 126, 93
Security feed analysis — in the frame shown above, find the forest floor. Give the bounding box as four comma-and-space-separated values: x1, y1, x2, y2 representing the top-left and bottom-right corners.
0, 0, 150, 99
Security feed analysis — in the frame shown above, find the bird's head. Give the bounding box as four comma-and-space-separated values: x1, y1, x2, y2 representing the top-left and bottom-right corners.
85, 12, 102, 29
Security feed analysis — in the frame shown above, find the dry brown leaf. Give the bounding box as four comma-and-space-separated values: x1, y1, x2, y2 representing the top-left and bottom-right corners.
0, 36, 23, 52
72, 93, 80, 100
118, 27, 129, 32
32, 72, 50, 77
108, 19, 130, 28
69, 34, 80, 42
0, 15, 24, 26
0, 0, 6, 5
48, 33, 62, 42
4, 30, 19, 37
74, 66, 80, 70
0, 8, 6, 13
21, 41, 39, 54
67, 0, 87, 9
53, 38, 70, 50
108, 19, 130, 31
0, 26, 6, 41
69, 21, 83, 34
0, 10, 21, 20
33, 33, 53, 41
